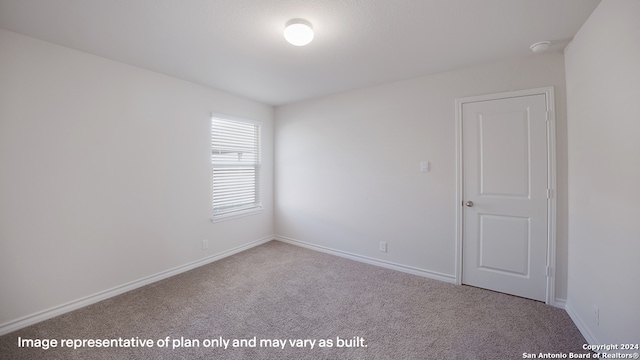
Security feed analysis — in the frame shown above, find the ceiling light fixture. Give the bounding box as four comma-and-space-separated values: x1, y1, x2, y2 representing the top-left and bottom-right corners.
530, 41, 551, 53
284, 19, 314, 46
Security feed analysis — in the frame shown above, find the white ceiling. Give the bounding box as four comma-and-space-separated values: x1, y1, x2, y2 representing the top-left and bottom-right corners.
0, 0, 600, 105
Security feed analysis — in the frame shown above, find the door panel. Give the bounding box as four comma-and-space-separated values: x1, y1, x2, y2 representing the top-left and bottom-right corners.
462, 94, 548, 302
478, 214, 530, 276
479, 111, 530, 198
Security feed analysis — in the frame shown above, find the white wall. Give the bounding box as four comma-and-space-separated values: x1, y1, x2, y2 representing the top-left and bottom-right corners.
564, 0, 640, 344
0, 29, 274, 329
275, 53, 570, 299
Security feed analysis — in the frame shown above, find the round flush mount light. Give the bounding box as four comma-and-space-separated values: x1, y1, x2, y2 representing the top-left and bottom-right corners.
284, 18, 314, 46
530, 41, 551, 53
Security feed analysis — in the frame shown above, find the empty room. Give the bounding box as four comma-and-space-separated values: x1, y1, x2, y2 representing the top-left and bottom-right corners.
1, 0, 638, 359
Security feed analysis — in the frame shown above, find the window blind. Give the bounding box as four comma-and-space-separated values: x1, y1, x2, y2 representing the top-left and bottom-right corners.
211, 117, 261, 218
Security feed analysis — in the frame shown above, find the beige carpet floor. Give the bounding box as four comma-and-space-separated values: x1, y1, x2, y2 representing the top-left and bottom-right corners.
0, 241, 587, 359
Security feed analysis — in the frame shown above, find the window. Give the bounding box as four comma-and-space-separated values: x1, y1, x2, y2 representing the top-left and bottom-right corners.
211, 116, 261, 221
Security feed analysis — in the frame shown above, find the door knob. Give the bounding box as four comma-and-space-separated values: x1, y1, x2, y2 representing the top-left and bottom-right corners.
465, 201, 474, 207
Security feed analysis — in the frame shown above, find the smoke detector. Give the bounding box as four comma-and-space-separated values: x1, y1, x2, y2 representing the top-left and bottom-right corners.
530, 41, 551, 53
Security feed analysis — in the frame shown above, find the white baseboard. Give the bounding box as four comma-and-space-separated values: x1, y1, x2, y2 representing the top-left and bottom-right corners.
0, 235, 274, 336
553, 298, 566, 309
565, 300, 599, 345
274, 235, 457, 284
1, 234, 571, 338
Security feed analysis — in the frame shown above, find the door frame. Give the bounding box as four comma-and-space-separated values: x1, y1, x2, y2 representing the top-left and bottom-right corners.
454, 87, 557, 306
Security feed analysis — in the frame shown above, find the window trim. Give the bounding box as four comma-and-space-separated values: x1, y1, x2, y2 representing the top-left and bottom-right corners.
210, 113, 262, 223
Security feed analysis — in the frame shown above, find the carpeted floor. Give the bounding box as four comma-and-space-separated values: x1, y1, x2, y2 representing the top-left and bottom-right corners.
0, 241, 588, 359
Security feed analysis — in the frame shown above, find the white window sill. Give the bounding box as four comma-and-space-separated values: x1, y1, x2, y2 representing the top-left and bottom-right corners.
210, 207, 263, 224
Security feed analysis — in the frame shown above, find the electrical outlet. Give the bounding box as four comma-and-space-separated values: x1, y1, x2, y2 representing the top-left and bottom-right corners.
379, 241, 387, 253
202, 239, 209, 250
593, 304, 599, 326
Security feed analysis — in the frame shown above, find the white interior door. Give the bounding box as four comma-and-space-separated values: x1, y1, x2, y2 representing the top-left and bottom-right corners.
461, 93, 549, 302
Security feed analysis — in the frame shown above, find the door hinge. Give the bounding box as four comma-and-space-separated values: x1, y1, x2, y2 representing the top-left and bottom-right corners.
546, 266, 553, 277
547, 189, 552, 199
